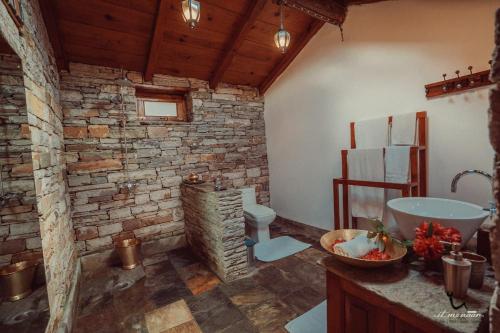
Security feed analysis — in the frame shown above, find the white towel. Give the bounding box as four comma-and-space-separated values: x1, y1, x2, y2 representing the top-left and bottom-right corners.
385, 146, 411, 183
391, 113, 416, 145
348, 149, 385, 219
354, 117, 389, 149
334, 235, 379, 258
382, 146, 411, 235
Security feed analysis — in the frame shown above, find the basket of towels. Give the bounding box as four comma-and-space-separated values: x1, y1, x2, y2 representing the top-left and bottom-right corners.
320, 229, 407, 268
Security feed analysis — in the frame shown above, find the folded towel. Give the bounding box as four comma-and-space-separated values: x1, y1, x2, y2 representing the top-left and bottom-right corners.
354, 117, 389, 149
334, 235, 379, 258
391, 112, 416, 145
348, 149, 385, 219
385, 146, 411, 183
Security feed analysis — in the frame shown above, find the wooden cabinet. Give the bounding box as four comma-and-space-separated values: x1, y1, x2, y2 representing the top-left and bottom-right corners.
392, 318, 425, 333
321, 256, 490, 333
327, 271, 442, 333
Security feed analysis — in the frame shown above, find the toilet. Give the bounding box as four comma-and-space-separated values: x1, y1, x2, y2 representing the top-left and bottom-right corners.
240, 187, 276, 242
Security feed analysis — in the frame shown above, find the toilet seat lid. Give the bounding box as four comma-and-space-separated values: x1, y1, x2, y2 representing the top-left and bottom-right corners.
244, 205, 276, 219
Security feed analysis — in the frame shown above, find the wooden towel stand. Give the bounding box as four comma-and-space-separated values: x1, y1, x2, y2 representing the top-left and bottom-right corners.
333, 111, 428, 230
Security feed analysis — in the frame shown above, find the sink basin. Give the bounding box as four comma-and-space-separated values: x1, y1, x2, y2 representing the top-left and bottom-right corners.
387, 197, 489, 246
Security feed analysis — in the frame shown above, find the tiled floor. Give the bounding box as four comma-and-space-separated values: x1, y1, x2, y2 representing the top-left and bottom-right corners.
0, 285, 50, 333
74, 217, 329, 333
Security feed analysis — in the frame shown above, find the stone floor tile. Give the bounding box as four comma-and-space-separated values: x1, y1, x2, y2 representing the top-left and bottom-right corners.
177, 262, 221, 295
145, 299, 194, 333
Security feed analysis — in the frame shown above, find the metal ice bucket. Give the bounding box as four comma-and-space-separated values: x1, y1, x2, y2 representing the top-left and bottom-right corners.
115, 238, 142, 270
0, 260, 38, 301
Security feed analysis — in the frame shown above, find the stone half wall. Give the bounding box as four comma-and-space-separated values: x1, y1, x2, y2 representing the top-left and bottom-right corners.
60, 63, 269, 256
181, 184, 247, 282
0, 1, 77, 331
490, 8, 500, 332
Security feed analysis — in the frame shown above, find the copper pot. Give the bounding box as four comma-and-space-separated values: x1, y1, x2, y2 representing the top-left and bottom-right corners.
187, 173, 199, 182
115, 238, 141, 270
0, 260, 38, 301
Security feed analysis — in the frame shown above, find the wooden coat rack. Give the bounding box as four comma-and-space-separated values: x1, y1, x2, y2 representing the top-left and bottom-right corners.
425, 67, 493, 98
332, 112, 428, 230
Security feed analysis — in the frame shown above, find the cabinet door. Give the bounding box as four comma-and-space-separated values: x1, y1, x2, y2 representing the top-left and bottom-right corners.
393, 318, 426, 333
344, 294, 373, 333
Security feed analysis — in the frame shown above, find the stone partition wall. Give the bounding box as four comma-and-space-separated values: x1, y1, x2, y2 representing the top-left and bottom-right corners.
60, 63, 269, 256
489, 9, 500, 332
181, 184, 247, 281
0, 1, 77, 332
0, 53, 41, 266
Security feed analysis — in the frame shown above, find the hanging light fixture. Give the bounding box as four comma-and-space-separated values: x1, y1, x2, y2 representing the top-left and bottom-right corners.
274, 2, 291, 53
182, 0, 201, 29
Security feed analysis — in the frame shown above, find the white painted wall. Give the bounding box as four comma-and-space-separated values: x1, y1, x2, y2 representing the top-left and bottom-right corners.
264, 0, 499, 230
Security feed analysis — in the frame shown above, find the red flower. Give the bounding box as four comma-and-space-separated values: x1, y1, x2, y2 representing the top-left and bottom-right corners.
413, 235, 444, 260
412, 221, 462, 261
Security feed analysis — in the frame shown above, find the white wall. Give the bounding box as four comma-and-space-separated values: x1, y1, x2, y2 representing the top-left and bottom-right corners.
264, 0, 499, 230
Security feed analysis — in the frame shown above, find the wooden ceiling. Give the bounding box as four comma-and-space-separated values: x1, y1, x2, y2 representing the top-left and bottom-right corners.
39, 0, 385, 94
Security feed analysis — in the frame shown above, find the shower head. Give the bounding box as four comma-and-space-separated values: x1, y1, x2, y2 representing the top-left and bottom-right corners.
116, 68, 133, 87
115, 76, 133, 87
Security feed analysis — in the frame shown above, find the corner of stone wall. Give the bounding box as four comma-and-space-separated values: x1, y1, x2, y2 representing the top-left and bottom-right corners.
489, 8, 500, 332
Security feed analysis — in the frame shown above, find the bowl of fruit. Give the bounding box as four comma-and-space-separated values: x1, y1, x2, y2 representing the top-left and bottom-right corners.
320, 229, 407, 268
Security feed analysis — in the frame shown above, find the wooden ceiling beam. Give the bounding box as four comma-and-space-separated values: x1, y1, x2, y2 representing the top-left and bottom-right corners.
144, 0, 168, 82
277, 0, 347, 26
259, 19, 324, 95
209, 0, 268, 89
38, 0, 68, 71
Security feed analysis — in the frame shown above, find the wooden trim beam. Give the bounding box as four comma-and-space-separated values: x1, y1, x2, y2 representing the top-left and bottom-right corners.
38, 0, 68, 71
144, 0, 168, 82
209, 0, 268, 89
259, 19, 324, 95
278, 0, 346, 25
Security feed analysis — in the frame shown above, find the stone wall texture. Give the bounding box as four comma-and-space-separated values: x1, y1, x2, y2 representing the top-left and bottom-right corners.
0, 1, 77, 332
0, 53, 42, 265
60, 63, 269, 256
489, 8, 500, 333
182, 184, 247, 282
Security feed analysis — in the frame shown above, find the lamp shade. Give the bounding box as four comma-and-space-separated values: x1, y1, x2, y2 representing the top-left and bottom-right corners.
182, 0, 200, 29
274, 29, 291, 53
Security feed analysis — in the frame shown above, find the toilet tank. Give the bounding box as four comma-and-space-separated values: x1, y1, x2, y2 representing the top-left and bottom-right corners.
240, 187, 257, 207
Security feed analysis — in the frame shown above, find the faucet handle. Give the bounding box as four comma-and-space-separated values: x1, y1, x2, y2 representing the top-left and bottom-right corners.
483, 201, 497, 217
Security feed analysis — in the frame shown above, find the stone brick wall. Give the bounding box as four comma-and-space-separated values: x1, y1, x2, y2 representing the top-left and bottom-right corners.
181, 184, 247, 282
489, 9, 500, 332
0, 1, 77, 332
0, 52, 41, 265
60, 63, 269, 256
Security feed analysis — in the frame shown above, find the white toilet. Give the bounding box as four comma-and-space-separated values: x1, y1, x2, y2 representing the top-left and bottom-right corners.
240, 187, 276, 243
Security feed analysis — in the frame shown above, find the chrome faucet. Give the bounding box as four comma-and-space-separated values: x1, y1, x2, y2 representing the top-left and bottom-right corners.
451, 169, 496, 217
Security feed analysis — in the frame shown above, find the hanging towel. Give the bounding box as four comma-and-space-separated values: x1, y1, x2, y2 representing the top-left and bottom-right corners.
383, 146, 411, 235
391, 112, 417, 145
348, 149, 385, 219
354, 117, 389, 149
385, 146, 411, 183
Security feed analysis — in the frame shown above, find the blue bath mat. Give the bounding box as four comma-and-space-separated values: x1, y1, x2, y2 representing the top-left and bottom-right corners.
285, 301, 326, 333
254, 236, 311, 262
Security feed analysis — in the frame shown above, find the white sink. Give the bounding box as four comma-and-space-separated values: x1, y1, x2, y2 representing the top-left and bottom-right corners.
387, 197, 489, 246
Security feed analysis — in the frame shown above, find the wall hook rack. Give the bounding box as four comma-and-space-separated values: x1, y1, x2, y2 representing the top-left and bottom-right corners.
425, 63, 494, 98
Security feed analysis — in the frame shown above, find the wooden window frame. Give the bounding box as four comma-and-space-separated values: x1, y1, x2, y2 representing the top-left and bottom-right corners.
136, 88, 188, 122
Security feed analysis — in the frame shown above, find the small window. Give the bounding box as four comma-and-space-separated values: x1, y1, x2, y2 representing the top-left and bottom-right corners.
136, 88, 188, 122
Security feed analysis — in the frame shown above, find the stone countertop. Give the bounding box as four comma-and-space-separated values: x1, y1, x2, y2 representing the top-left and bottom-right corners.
318, 256, 494, 333
182, 182, 241, 196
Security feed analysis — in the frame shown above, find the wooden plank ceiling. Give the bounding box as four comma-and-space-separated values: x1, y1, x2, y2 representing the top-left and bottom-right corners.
41, 0, 384, 94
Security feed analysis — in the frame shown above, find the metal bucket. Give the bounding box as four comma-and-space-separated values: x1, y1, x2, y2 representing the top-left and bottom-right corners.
0, 261, 38, 301
115, 238, 141, 270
